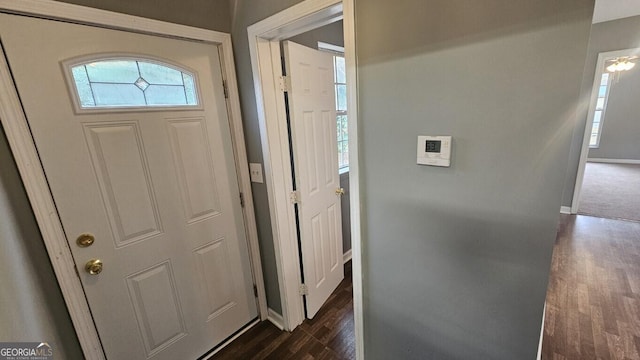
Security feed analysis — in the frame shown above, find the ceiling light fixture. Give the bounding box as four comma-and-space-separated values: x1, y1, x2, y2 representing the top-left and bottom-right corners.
606, 57, 637, 72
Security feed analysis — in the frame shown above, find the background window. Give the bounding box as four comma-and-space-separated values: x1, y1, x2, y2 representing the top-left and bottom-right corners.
589, 72, 610, 148
318, 42, 348, 171
333, 55, 348, 170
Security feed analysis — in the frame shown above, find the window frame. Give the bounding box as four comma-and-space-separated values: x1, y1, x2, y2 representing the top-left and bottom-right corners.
62, 54, 204, 114
318, 42, 349, 173
589, 71, 613, 148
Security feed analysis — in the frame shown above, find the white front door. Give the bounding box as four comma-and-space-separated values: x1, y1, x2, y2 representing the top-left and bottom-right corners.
0, 14, 257, 360
283, 41, 344, 319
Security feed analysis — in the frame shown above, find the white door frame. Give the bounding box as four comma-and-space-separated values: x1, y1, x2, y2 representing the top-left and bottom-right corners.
0, 1, 267, 358
570, 48, 640, 213
247, 0, 363, 358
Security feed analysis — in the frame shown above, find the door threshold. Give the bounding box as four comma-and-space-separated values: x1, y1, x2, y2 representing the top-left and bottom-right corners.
200, 318, 261, 359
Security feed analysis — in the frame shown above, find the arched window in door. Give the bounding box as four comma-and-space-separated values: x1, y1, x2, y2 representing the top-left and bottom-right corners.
66, 57, 199, 110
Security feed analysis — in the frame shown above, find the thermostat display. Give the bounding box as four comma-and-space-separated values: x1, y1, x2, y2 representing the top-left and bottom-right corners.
425, 140, 441, 153
417, 135, 451, 167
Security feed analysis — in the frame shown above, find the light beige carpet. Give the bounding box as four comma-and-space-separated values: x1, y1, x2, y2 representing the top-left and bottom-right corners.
578, 162, 640, 222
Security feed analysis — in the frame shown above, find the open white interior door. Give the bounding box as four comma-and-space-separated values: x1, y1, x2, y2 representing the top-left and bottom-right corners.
283, 41, 344, 319
0, 14, 257, 360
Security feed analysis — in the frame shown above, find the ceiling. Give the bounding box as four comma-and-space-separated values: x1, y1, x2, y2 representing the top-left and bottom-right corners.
593, 0, 640, 23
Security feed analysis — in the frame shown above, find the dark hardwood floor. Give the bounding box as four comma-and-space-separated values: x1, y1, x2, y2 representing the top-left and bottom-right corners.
211, 261, 354, 360
542, 214, 640, 360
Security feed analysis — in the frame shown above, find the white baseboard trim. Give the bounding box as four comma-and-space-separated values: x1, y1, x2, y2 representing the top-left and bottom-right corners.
537, 303, 546, 360
267, 308, 285, 330
560, 206, 572, 214
202, 318, 260, 359
588, 158, 640, 165
343, 249, 352, 264
536, 304, 546, 360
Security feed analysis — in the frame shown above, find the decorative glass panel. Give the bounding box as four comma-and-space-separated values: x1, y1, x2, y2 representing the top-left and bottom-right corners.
183, 74, 197, 104
138, 62, 184, 85
92, 83, 146, 106
70, 58, 199, 109
86, 60, 139, 83
71, 66, 95, 107
145, 85, 187, 106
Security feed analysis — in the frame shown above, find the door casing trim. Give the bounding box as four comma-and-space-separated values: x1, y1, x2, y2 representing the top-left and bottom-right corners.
0, 1, 267, 358
247, 0, 364, 358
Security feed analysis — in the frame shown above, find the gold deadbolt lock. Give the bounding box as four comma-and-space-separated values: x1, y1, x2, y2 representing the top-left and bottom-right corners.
76, 233, 95, 248
85, 259, 103, 275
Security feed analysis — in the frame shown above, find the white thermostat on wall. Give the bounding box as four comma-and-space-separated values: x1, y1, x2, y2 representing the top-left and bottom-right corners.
417, 135, 452, 167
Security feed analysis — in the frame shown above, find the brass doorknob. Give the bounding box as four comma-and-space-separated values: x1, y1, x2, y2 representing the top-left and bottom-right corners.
85, 259, 103, 275
335, 188, 345, 196
76, 233, 95, 248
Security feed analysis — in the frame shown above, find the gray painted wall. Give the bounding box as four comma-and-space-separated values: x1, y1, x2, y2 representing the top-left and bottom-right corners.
588, 66, 640, 160
54, 0, 232, 32
562, 15, 640, 206
356, 0, 593, 358
0, 129, 84, 358
288, 20, 344, 49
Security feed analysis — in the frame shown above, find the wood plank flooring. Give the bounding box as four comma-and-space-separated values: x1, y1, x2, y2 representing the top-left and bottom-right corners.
210, 261, 354, 360
542, 215, 640, 360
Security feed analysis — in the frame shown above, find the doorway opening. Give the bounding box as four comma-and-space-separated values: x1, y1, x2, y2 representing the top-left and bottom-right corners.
572, 47, 640, 222
246, 0, 362, 358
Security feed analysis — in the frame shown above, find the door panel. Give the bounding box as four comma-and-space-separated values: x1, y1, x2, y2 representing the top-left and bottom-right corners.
0, 14, 257, 360
126, 260, 187, 357
83, 121, 163, 246
167, 118, 222, 223
283, 41, 344, 319
194, 238, 237, 320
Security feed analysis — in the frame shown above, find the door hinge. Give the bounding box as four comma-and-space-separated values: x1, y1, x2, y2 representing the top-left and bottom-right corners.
222, 80, 229, 99
290, 190, 300, 204
253, 284, 258, 298
278, 76, 290, 92
239, 192, 245, 208
299, 284, 308, 296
